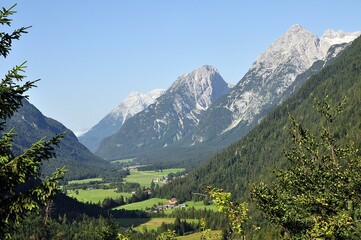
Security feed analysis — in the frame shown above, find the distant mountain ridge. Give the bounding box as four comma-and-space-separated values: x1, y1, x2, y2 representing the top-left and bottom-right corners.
79, 89, 164, 152
96, 65, 230, 159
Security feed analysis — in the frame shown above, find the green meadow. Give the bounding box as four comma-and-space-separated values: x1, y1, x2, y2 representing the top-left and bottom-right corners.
114, 198, 217, 213
67, 189, 131, 203
110, 158, 135, 164
68, 177, 103, 185
65, 168, 187, 209
124, 168, 185, 188
113, 198, 169, 210
135, 218, 176, 231
182, 201, 218, 211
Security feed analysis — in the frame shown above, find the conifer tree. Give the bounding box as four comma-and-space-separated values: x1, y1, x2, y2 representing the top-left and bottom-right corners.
252, 97, 361, 239
0, 4, 65, 239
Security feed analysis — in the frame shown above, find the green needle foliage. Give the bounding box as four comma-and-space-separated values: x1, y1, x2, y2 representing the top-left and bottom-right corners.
0, 4, 66, 239
0, 4, 30, 58
252, 97, 361, 239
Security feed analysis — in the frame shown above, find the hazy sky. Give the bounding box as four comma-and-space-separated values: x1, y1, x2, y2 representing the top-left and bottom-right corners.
2, 0, 361, 135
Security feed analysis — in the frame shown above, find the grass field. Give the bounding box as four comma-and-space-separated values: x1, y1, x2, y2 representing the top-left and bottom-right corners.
161, 201, 218, 215
182, 201, 218, 211
124, 168, 185, 188
67, 189, 131, 203
113, 198, 169, 210
110, 158, 135, 164
114, 198, 218, 212
135, 218, 176, 231
68, 177, 103, 185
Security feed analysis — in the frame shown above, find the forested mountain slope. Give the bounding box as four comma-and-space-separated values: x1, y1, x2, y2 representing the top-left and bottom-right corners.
158, 35, 361, 203
3, 100, 113, 180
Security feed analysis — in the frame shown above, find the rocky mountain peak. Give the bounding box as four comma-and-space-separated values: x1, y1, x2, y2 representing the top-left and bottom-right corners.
79, 89, 164, 152
167, 65, 228, 111
111, 89, 164, 119
192, 64, 218, 76
243, 25, 360, 92
285, 24, 308, 34
170, 65, 219, 90
195, 25, 360, 143
95, 65, 230, 159
251, 24, 322, 80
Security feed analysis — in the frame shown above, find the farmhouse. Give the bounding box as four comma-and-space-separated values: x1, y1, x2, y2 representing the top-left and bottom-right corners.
144, 189, 152, 194
164, 202, 176, 209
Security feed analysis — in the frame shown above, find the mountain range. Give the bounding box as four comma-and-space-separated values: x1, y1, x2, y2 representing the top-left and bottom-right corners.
94, 25, 360, 167
79, 89, 164, 152
159, 32, 361, 205
96, 65, 230, 160
183, 25, 360, 147
9, 24, 358, 181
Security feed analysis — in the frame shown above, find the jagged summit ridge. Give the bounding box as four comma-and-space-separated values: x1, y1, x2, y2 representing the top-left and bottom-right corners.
96, 65, 230, 159
250, 25, 360, 85
169, 65, 226, 111
220, 25, 322, 133
190, 25, 360, 145
225, 25, 360, 132
251, 25, 321, 86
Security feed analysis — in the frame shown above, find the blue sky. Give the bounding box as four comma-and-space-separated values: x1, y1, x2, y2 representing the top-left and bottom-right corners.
2, 0, 361, 135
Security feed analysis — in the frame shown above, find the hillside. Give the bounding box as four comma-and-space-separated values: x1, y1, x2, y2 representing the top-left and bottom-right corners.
3, 100, 114, 180
158, 35, 361, 203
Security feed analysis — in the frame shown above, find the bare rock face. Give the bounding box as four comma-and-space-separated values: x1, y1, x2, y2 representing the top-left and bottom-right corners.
189, 25, 360, 146
96, 65, 230, 159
